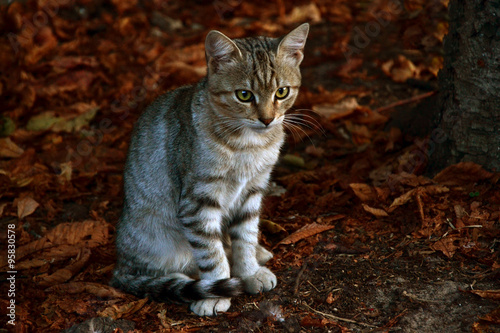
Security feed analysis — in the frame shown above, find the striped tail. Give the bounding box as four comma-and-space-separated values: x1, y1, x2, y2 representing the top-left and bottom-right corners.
110, 271, 242, 303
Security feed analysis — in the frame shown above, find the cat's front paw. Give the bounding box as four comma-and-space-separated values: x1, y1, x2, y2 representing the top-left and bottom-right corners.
242, 267, 277, 294
190, 298, 231, 316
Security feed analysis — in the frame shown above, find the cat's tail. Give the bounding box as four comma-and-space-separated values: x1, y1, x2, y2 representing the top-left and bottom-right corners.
110, 271, 242, 303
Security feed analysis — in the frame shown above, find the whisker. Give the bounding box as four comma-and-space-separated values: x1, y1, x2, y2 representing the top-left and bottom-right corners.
284, 116, 324, 138
286, 109, 326, 136
283, 122, 301, 143
283, 120, 316, 147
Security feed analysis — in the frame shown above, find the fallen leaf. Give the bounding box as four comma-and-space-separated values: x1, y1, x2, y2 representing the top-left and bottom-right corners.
312, 97, 359, 121
281, 3, 321, 25
46, 282, 126, 299
37, 70, 96, 97
16, 196, 39, 219
381, 55, 420, 83
1, 220, 112, 267
478, 307, 500, 325
388, 189, 416, 212
430, 237, 461, 258
277, 222, 335, 246
422, 185, 450, 195
350, 183, 376, 202
26, 104, 99, 133
0, 137, 24, 158
34, 247, 91, 287
469, 290, 500, 301
362, 204, 389, 217
282, 154, 305, 168
15, 244, 81, 270
0, 116, 16, 137
260, 219, 287, 234
433, 162, 494, 186
98, 298, 149, 320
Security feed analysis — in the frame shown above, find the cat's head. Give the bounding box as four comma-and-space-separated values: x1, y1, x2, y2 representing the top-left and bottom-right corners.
204, 23, 309, 133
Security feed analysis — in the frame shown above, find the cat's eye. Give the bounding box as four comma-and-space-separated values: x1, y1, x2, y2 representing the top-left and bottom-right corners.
235, 90, 254, 102
275, 87, 289, 99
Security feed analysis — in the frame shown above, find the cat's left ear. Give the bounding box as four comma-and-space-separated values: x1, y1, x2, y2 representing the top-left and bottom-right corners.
277, 23, 309, 66
205, 30, 242, 73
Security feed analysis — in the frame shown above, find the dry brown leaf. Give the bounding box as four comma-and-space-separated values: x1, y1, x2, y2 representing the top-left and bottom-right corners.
478, 307, 500, 325
34, 247, 91, 287
312, 97, 359, 121
16, 196, 39, 219
0, 138, 24, 158
381, 55, 420, 83
362, 204, 389, 217
260, 219, 287, 234
429, 237, 461, 258
1, 220, 111, 267
422, 185, 450, 195
98, 298, 149, 320
46, 282, 126, 299
433, 162, 494, 186
281, 3, 321, 25
277, 222, 335, 246
350, 183, 376, 202
469, 290, 500, 301
388, 189, 416, 212
15, 245, 81, 270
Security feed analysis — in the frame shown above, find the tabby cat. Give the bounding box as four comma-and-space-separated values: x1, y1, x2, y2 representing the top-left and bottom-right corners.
111, 23, 309, 316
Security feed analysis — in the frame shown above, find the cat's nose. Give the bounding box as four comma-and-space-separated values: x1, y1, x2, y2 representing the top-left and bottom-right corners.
259, 117, 274, 126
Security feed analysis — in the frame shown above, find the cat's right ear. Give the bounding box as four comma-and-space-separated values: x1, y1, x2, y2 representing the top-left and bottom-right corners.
277, 23, 309, 67
205, 31, 242, 73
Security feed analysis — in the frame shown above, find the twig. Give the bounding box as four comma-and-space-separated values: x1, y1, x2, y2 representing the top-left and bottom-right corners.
302, 302, 378, 328
374, 91, 437, 113
441, 224, 483, 238
293, 261, 308, 296
307, 280, 321, 293
402, 290, 441, 303
416, 192, 425, 223
383, 308, 408, 329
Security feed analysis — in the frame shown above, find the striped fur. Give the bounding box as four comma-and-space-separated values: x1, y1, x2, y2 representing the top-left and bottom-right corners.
112, 23, 309, 316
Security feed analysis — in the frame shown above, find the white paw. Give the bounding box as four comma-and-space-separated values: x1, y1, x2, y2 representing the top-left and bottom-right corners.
242, 267, 277, 294
190, 298, 231, 316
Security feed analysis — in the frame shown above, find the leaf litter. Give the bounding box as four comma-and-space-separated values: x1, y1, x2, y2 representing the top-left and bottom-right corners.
0, 0, 498, 332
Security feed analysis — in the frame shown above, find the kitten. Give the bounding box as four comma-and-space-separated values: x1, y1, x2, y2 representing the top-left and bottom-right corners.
111, 23, 309, 316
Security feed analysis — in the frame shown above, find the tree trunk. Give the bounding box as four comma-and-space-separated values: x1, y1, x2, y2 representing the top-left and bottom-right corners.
428, 0, 500, 174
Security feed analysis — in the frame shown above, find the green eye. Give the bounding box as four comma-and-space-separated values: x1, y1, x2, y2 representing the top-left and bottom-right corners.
275, 87, 289, 99
235, 90, 254, 102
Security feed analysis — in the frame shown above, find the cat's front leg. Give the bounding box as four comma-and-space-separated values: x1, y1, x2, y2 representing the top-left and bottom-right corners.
180, 197, 232, 315
229, 190, 277, 294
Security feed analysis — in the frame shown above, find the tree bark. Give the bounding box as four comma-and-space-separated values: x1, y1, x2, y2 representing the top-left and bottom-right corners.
428, 0, 500, 174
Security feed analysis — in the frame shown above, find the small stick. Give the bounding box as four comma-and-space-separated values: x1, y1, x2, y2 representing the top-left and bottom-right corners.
302, 302, 378, 328
374, 91, 437, 113
416, 192, 425, 223
402, 290, 441, 303
293, 261, 308, 296
307, 280, 321, 293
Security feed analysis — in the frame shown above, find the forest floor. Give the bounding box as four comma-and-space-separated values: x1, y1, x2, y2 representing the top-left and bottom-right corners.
0, 0, 499, 332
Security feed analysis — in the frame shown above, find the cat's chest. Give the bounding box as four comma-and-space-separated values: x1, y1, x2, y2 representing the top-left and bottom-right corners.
221, 147, 279, 179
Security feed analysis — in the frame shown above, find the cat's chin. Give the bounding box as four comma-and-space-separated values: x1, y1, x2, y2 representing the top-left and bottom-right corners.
247, 121, 283, 134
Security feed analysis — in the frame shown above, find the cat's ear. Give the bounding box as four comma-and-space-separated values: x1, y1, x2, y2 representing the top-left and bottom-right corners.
205, 30, 242, 73
277, 23, 309, 66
